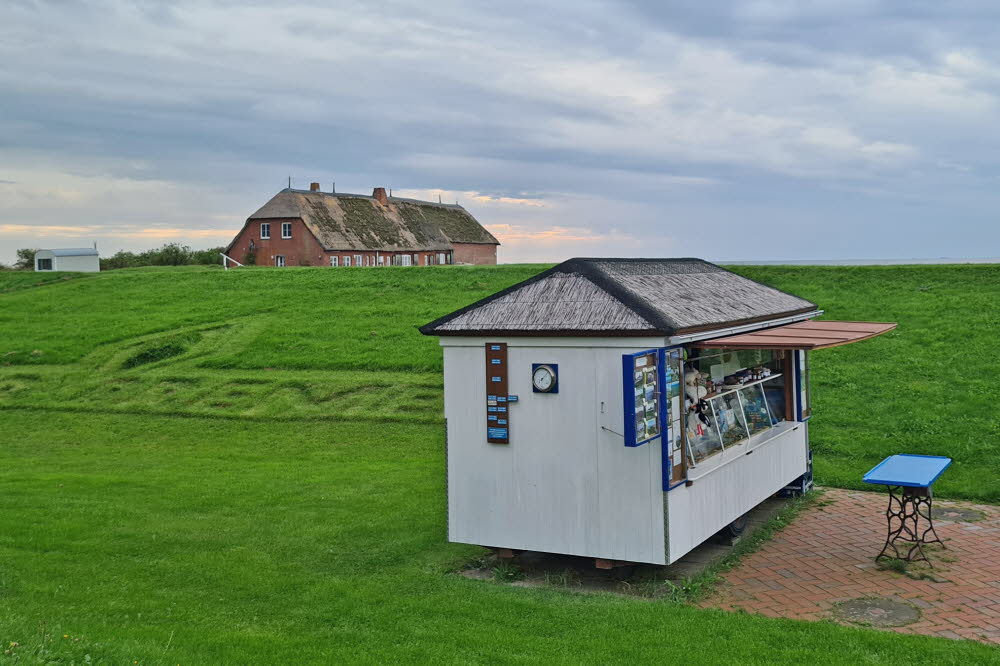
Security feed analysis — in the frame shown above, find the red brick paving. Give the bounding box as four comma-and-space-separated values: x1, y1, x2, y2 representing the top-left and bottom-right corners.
700, 488, 1000, 644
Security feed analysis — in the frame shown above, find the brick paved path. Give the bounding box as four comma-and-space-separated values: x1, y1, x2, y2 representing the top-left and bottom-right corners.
700, 488, 1000, 644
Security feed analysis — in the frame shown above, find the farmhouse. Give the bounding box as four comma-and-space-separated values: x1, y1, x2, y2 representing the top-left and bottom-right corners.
421, 258, 896, 567
226, 184, 500, 267
34, 247, 100, 273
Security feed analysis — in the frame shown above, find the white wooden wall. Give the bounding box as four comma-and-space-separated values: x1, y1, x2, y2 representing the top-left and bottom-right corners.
665, 422, 808, 562
442, 337, 669, 564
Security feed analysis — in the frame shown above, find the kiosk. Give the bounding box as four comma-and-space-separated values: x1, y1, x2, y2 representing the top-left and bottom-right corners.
421, 258, 896, 565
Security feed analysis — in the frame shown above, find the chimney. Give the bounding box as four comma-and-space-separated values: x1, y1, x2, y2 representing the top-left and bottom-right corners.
310, 182, 320, 192
372, 187, 388, 205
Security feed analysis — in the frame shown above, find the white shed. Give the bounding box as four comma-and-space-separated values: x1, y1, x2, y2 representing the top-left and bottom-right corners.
35, 248, 100, 273
421, 258, 896, 566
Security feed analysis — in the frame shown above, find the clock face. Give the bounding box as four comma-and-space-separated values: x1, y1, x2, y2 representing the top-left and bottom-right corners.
532, 365, 555, 392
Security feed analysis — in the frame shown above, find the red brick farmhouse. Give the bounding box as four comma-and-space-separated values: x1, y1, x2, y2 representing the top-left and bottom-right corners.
226, 184, 500, 267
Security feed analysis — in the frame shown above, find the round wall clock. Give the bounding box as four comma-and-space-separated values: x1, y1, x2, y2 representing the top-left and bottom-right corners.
531, 364, 558, 393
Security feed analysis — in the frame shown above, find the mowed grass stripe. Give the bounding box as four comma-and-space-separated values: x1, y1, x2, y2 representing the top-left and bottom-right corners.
1, 263, 997, 501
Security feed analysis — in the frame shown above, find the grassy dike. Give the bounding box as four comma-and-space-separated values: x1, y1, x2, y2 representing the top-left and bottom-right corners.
0, 264, 998, 663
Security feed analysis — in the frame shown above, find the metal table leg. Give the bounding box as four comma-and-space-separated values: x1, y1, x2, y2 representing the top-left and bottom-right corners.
875, 485, 945, 566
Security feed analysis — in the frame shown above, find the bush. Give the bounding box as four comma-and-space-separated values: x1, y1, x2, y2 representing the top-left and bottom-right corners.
101, 251, 142, 270
99, 244, 227, 271
190, 247, 225, 265
14, 248, 38, 270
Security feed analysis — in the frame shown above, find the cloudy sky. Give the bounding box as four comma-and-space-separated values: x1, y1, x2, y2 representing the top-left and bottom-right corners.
2, 1, 999, 264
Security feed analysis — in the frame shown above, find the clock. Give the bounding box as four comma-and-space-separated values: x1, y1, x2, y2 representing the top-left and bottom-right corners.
531, 363, 558, 393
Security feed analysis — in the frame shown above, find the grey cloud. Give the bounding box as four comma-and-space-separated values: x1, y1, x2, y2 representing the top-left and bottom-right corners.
0, 0, 999, 264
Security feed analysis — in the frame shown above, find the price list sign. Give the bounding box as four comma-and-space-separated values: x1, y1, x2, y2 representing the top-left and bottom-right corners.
485, 342, 510, 443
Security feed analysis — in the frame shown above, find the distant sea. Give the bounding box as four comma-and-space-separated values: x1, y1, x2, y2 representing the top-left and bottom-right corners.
722, 258, 1000, 266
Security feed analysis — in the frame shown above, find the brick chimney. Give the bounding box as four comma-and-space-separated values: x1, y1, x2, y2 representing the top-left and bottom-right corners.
372, 187, 388, 205
310, 182, 320, 192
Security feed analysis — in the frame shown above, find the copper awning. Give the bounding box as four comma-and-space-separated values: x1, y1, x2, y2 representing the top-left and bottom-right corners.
693, 320, 897, 350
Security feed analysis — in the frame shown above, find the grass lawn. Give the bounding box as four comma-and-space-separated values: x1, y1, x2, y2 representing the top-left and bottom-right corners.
1, 263, 997, 501
3, 409, 996, 664
1, 264, 998, 663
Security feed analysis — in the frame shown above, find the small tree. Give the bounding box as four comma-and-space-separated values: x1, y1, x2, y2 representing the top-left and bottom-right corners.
14, 248, 38, 270
243, 248, 256, 266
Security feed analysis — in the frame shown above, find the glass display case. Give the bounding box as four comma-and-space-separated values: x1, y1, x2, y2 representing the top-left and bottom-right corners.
687, 403, 723, 463
737, 382, 773, 436
710, 389, 751, 447
683, 346, 791, 466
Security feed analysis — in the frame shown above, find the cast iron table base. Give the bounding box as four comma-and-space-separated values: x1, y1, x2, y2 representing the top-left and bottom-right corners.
875, 485, 945, 566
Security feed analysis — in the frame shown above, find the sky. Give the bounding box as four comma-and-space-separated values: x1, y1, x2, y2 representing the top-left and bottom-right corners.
2, 0, 1000, 265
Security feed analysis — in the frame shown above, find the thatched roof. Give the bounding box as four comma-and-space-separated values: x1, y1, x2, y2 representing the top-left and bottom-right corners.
244, 189, 499, 252
421, 258, 818, 337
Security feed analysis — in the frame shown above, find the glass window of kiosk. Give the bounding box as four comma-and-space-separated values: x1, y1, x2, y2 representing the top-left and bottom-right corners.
683, 348, 788, 464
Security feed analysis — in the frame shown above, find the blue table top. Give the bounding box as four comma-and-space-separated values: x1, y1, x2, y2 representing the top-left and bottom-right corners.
863, 454, 952, 488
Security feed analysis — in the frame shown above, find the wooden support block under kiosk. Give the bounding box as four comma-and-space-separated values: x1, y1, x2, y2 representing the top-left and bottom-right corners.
485, 342, 510, 444
594, 558, 633, 570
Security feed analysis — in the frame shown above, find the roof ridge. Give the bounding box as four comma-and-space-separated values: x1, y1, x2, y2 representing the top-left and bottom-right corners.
568, 260, 681, 333
284, 188, 468, 209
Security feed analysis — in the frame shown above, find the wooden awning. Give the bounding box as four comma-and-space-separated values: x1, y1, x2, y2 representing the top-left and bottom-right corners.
693, 320, 897, 350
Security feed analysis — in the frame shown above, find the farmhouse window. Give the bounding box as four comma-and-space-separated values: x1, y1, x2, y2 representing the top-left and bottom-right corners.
401, 254, 412, 266
275, 255, 285, 267
438, 253, 446, 265
354, 254, 362, 266
281, 222, 292, 239
330, 256, 339, 267
260, 223, 270, 239
344, 256, 352, 267
37, 258, 53, 270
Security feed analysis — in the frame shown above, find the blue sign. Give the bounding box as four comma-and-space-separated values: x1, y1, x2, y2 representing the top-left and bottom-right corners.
487, 427, 508, 439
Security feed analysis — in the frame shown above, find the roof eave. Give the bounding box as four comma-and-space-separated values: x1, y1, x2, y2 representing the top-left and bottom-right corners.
425, 327, 667, 337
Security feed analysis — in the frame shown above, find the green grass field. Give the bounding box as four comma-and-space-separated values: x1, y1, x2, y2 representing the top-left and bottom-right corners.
1, 264, 998, 663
